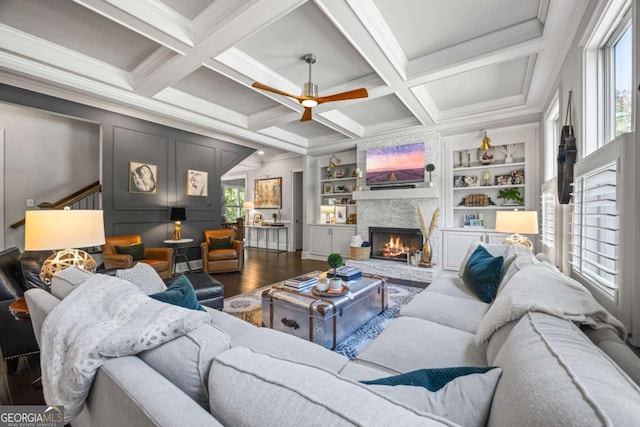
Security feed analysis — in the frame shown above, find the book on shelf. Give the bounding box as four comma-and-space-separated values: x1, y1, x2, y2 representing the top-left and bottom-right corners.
283, 275, 318, 289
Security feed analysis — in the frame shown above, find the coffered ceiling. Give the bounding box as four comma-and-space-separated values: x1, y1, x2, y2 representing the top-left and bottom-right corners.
0, 0, 586, 156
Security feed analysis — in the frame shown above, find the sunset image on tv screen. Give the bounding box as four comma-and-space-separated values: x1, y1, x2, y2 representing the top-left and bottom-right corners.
365, 142, 425, 185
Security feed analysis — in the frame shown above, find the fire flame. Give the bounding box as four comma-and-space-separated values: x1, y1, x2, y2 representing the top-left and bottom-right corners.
383, 236, 407, 257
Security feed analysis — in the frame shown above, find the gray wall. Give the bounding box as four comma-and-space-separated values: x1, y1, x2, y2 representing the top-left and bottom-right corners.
0, 84, 254, 258
0, 103, 100, 250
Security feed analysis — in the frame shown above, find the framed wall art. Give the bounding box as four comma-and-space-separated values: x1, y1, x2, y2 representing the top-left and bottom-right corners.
254, 177, 282, 208
129, 161, 158, 194
335, 206, 347, 223
187, 169, 208, 196
253, 213, 262, 225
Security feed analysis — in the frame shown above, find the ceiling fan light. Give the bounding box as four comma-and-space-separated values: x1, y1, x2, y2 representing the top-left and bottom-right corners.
301, 99, 318, 107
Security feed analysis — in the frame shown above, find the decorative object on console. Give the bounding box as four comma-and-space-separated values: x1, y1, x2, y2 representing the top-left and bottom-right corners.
418, 207, 440, 266
254, 177, 282, 208
170, 207, 187, 240
253, 214, 262, 225
243, 201, 254, 225
272, 212, 278, 225
24, 208, 105, 285
495, 210, 539, 248
495, 144, 518, 163
497, 188, 524, 206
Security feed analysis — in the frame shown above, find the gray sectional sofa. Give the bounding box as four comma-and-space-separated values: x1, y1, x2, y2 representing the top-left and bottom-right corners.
25, 244, 640, 426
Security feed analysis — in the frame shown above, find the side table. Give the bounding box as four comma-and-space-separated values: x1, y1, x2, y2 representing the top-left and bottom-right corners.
163, 238, 194, 275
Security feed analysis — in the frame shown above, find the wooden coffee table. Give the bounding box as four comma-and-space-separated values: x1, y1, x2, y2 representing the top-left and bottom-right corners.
262, 273, 387, 349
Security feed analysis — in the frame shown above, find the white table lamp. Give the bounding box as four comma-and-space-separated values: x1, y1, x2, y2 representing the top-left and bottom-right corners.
243, 201, 254, 225
495, 210, 538, 248
25, 208, 106, 285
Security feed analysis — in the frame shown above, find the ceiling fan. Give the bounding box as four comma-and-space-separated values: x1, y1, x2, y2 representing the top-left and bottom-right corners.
252, 53, 368, 122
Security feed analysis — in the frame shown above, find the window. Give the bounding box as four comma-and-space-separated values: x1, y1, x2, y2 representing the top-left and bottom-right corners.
540, 179, 556, 261
582, 0, 632, 155
544, 92, 560, 181
221, 178, 246, 223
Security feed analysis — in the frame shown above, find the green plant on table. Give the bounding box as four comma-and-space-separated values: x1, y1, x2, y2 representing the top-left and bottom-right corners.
272, 212, 278, 223
327, 253, 344, 278
497, 187, 524, 205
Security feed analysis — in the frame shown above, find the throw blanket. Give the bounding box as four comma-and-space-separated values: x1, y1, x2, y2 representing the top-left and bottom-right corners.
475, 262, 626, 345
40, 274, 209, 422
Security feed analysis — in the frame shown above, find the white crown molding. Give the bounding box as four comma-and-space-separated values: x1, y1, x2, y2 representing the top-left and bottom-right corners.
437, 95, 526, 122
153, 87, 247, 128
0, 25, 132, 90
318, 110, 365, 137
259, 127, 309, 148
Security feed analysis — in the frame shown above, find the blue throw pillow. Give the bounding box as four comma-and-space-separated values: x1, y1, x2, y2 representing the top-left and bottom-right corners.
361, 366, 496, 391
149, 274, 205, 311
462, 245, 504, 303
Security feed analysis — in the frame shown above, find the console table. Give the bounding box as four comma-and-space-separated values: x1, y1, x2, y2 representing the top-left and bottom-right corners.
163, 238, 194, 274
246, 226, 288, 253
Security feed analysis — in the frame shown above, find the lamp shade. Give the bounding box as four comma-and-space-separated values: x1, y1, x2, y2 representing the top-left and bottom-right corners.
495, 210, 539, 235
25, 209, 106, 250
170, 207, 187, 221
243, 201, 254, 210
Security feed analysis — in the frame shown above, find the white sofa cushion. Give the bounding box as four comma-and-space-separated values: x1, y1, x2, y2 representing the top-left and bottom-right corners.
138, 323, 231, 411
401, 290, 489, 333
489, 312, 640, 426
50, 266, 94, 299
357, 316, 487, 372
208, 347, 456, 426
424, 274, 479, 301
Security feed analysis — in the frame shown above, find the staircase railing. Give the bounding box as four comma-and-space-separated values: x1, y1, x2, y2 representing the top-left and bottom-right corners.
10, 180, 102, 229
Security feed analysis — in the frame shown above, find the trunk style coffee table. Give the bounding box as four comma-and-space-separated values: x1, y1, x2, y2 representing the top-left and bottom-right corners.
262, 274, 387, 349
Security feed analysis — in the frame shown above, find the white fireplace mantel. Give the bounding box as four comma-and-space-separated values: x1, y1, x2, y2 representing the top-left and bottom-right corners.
352, 187, 438, 201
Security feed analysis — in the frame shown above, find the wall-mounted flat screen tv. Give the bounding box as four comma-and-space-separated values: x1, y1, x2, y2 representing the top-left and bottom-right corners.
365, 142, 425, 187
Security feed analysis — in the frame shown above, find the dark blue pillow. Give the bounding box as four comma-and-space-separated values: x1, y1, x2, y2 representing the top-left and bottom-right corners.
149, 274, 205, 311
361, 366, 496, 391
462, 245, 504, 303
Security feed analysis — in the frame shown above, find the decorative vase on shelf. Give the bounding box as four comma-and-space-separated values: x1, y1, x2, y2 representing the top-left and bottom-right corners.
421, 239, 432, 265
504, 154, 514, 163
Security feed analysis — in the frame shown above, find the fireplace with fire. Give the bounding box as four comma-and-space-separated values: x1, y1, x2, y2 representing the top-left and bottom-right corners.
369, 227, 424, 263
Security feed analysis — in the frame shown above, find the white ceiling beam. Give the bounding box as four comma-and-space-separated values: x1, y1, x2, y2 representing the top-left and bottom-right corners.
132, 0, 306, 97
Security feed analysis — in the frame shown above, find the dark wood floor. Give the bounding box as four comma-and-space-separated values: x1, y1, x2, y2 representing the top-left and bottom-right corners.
1, 249, 327, 406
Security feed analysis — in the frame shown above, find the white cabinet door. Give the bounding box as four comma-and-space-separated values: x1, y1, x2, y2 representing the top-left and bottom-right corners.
309, 226, 332, 256
442, 231, 485, 271
486, 232, 509, 244
331, 226, 356, 257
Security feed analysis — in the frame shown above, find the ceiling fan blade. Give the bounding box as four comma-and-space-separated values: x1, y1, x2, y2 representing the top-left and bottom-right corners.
301, 107, 312, 122
316, 88, 368, 104
252, 82, 303, 101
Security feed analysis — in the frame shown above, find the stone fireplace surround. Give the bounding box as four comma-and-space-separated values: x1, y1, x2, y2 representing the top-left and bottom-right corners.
345, 131, 441, 284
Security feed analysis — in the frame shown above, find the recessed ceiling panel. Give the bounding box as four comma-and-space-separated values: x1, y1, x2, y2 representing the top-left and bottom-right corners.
374, 0, 540, 59
173, 67, 279, 115
338, 95, 415, 127
425, 57, 529, 111
0, 0, 159, 71
238, 2, 373, 90
160, 0, 213, 20
279, 120, 343, 139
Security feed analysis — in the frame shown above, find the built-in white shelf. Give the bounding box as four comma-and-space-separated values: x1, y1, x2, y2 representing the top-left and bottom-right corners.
352, 186, 438, 200
452, 161, 525, 172
453, 205, 525, 210
453, 184, 525, 191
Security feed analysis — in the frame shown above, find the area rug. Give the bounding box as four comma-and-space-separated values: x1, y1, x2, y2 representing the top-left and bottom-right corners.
223, 278, 422, 359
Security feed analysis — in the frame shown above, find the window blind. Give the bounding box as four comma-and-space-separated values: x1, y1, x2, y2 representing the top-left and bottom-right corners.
540, 179, 556, 251
570, 161, 619, 295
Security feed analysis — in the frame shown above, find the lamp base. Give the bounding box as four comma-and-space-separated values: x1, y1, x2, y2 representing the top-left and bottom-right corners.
39, 249, 97, 286
173, 221, 182, 240
504, 233, 533, 248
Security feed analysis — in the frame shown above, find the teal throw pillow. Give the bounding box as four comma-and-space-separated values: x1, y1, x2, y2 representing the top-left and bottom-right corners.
462, 245, 504, 303
209, 236, 233, 250
115, 242, 145, 261
149, 274, 205, 311
361, 366, 496, 391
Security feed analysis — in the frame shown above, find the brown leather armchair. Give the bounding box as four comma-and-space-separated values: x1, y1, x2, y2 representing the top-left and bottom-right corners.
102, 235, 173, 279
200, 229, 243, 273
